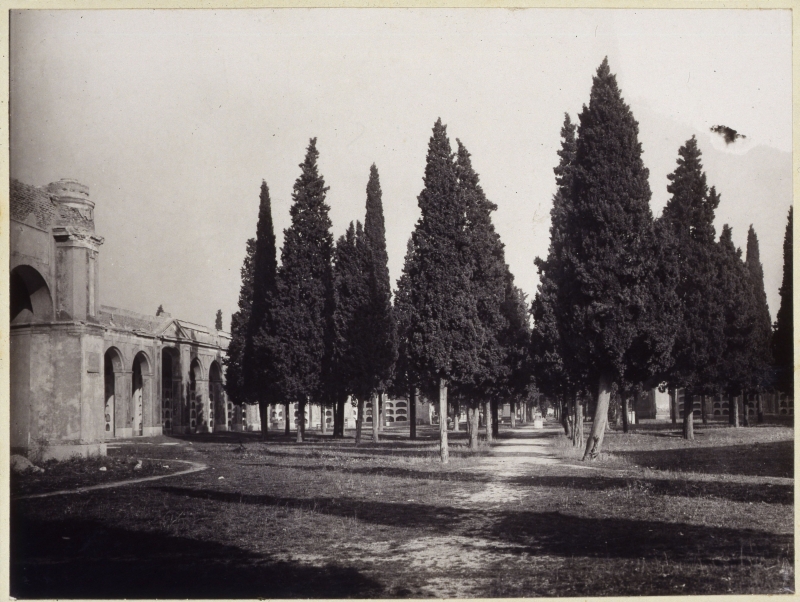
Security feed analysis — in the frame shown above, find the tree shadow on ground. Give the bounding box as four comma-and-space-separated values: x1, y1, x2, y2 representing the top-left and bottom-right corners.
507, 474, 793, 505
10, 515, 382, 599
238, 461, 492, 483
156, 486, 473, 532
491, 510, 793, 564
609, 441, 793, 478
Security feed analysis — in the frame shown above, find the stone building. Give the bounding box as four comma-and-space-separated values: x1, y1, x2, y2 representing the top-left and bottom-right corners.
10, 178, 239, 460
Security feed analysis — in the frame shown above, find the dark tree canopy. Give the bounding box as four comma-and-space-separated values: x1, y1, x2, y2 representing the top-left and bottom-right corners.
395, 119, 483, 396
744, 225, 773, 390
223, 238, 256, 404
215, 310, 223, 331
271, 138, 335, 406
558, 58, 672, 388
243, 180, 280, 404
772, 207, 793, 396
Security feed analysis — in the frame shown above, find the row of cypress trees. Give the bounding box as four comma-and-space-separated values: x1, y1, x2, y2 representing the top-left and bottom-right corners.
531, 58, 793, 459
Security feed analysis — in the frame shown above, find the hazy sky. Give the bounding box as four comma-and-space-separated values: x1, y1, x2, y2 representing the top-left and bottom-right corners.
10, 9, 792, 330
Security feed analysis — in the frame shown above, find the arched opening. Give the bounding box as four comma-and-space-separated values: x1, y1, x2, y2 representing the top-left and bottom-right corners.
104, 348, 124, 438
11, 265, 53, 324
209, 361, 226, 432
189, 358, 203, 432
132, 352, 151, 437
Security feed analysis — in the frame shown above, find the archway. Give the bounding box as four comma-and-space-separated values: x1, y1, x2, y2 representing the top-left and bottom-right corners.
132, 352, 151, 437
103, 348, 124, 438
11, 265, 53, 324
161, 348, 181, 434
189, 358, 204, 432
209, 361, 226, 432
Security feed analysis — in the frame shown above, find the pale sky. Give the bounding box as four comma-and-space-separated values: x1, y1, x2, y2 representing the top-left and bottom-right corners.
10, 9, 792, 330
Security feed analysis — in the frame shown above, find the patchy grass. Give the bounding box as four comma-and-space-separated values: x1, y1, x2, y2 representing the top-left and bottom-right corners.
11, 455, 180, 497
10, 422, 794, 598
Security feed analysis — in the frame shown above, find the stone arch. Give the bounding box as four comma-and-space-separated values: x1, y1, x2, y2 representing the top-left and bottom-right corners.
10, 265, 53, 324
103, 347, 125, 438
209, 360, 227, 432
132, 351, 152, 437
161, 347, 181, 434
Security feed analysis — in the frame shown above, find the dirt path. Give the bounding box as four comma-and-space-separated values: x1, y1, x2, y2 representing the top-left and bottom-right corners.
12, 458, 208, 500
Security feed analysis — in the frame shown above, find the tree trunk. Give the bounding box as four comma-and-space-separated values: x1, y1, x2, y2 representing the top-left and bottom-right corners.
409, 389, 417, 440
259, 400, 270, 440
701, 395, 708, 425
297, 399, 306, 443
670, 388, 677, 425
355, 398, 364, 444
757, 392, 764, 424
520, 401, 526, 425
371, 393, 380, 442
742, 394, 750, 427
336, 393, 346, 438
439, 378, 449, 463
510, 401, 517, 429
491, 399, 499, 439
453, 399, 460, 432
683, 390, 694, 440
582, 373, 612, 461
561, 397, 571, 437
284, 401, 291, 435
469, 406, 480, 451
573, 395, 584, 448
621, 396, 629, 433
484, 400, 493, 444
731, 393, 740, 428
378, 392, 385, 432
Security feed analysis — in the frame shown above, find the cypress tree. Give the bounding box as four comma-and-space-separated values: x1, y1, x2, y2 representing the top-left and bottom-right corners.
363, 165, 399, 443
744, 225, 773, 422
393, 237, 421, 440
559, 59, 675, 459
456, 139, 508, 450
271, 139, 335, 443
773, 207, 793, 398
243, 180, 279, 437
224, 238, 256, 406
215, 310, 223, 331
659, 137, 724, 439
395, 119, 483, 463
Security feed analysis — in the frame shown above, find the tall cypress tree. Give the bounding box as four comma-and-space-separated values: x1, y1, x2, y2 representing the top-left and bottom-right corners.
744, 225, 773, 422
393, 237, 422, 440
558, 59, 675, 459
271, 138, 335, 443
531, 113, 585, 445
456, 139, 508, 449
224, 238, 256, 406
659, 137, 724, 440
362, 165, 399, 443
243, 180, 279, 437
773, 207, 793, 397
395, 119, 483, 463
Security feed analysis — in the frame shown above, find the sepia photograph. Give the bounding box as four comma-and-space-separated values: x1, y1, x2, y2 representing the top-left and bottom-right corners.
8, 6, 794, 598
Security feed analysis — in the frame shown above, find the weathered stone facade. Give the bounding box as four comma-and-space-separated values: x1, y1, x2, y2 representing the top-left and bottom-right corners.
10, 178, 234, 460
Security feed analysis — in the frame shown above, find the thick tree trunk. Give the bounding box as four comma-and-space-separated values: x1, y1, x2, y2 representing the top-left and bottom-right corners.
371, 393, 380, 442
582, 373, 613, 461
573, 395, 584, 448
683, 390, 694, 440
378, 392, 385, 432
439, 378, 449, 464
409, 389, 417, 440
731, 393, 740, 428
297, 399, 306, 443
259, 400, 270, 439
510, 401, 517, 429
355, 398, 364, 445
284, 401, 291, 435
621, 397, 629, 434
757, 393, 764, 424
469, 406, 480, 451
484, 401, 493, 444
453, 399, 460, 432
561, 397, 571, 437
491, 399, 499, 439
335, 393, 346, 438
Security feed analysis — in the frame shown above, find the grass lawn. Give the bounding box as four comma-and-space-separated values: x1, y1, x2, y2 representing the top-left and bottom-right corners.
10, 421, 794, 598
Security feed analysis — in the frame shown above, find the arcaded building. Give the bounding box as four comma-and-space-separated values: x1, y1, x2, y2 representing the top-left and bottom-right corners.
10, 178, 243, 460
